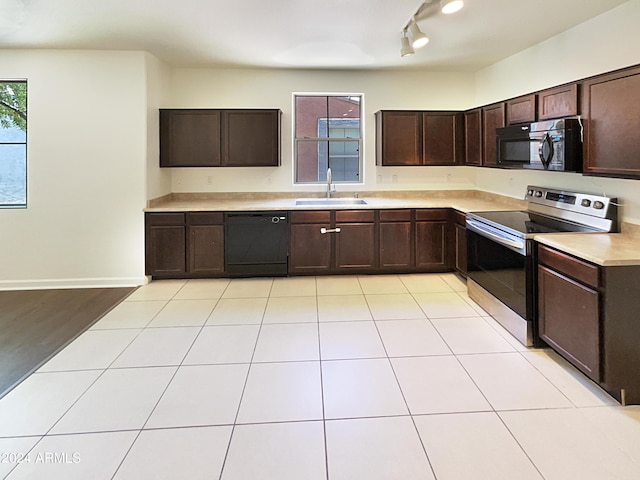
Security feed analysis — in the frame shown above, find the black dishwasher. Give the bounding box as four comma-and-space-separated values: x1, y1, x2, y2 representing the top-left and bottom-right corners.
225, 212, 289, 277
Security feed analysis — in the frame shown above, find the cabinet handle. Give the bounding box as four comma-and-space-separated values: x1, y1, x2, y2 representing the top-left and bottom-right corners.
320, 227, 341, 234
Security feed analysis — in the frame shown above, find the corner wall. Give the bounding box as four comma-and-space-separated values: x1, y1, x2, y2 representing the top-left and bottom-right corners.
0, 50, 148, 289
473, 0, 640, 223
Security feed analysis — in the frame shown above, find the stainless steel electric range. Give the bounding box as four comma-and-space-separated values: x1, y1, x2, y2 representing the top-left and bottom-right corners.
466, 186, 618, 347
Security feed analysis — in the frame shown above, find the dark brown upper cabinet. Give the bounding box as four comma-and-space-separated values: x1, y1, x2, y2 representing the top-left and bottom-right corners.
160, 110, 221, 167
375, 111, 422, 166
481, 102, 505, 167
506, 94, 536, 125
537, 83, 579, 120
464, 109, 482, 166
581, 65, 640, 178
160, 109, 281, 168
222, 110, 281, 167
422, 112, 464, 166
375, 110, 463, 166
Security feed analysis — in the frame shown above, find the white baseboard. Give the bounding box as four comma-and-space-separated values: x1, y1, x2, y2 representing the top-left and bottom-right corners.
0, 277, 147, 291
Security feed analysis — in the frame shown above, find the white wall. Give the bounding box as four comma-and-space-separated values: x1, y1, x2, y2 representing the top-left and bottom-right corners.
473, 0, 640, 223
167, 68, 477, 194
145, 53, 172, 201
0, 50, 148, 289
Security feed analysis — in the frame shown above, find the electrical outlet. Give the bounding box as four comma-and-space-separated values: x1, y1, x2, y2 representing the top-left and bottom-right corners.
206, 175, 213, 185
392, 174, 398, 183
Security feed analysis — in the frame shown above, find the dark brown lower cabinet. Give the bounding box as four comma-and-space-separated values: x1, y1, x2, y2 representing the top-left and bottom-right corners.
288, 211, 332, 275
145, 213, 186, 276
537, 244, 640, 405
187, 213, 225, 275
147, 208, 457, 279
335, 210, 376, 272
415, 209, 452, 271
288, 210, 376, 274
538, 263, 600, 381
379, 210, 413, 270
145, 212, 224, 278
453, 210, 467, 276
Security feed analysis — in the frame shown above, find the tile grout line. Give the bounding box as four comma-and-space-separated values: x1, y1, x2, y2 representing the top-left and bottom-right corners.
109, 279, 228, 479
215, 277, 274, 480
374, 274, 439, 480
314, 276, 331, 480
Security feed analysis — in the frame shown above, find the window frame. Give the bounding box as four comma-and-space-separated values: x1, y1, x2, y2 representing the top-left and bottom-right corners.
292, 93, 364, 185
0, 79, 27, 209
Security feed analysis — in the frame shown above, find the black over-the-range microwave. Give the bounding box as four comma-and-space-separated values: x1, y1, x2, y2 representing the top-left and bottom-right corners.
495, 118, 582, 172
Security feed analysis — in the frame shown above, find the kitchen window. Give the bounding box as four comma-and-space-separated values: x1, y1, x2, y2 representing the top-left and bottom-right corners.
0, 80, 27, 208
294, 94, 362, 184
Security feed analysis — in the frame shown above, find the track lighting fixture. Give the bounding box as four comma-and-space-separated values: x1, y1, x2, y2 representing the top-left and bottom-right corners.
400, 31, 415, 57
440, 0, 464, 14
400, 0, 464, 58
408, 21, 429, 49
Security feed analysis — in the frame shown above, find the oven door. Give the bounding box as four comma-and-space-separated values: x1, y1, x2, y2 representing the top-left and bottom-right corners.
466, 221, 534, 323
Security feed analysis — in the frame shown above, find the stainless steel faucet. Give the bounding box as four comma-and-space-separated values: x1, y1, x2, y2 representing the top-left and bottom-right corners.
327, 167, 336, 198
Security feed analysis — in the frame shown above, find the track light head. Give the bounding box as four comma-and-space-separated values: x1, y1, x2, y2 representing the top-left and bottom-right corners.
441, 0, 464, 14
400, 32, 415, 57
408, 22, 429, 49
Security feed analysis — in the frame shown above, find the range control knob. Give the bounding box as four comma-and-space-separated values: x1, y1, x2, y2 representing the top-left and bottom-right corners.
527, 189, 534, 196
535, 190, 543, 198
593, 201, 605, 210
581, 199, 592, 207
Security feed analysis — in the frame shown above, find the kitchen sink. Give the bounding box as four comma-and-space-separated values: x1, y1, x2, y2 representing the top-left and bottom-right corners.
295, 198, 368, 206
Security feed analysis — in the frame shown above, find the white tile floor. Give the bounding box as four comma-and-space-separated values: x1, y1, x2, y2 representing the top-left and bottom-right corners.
1, 273, 640, 479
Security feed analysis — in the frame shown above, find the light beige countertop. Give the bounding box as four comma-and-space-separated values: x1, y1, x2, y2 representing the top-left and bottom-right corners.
535, 223, 640, 267
145, 190, 526, 214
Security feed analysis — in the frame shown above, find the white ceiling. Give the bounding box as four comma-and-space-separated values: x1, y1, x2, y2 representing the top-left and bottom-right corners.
0, 0, 629, 71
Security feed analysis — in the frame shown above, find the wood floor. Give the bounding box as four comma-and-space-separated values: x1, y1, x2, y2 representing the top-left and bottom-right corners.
0, 287, 135, 399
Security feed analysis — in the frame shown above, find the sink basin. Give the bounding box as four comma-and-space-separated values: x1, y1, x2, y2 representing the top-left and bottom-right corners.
295, 198, 368, 206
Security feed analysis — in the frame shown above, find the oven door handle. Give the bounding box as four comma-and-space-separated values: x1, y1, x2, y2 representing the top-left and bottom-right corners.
466, 219, 525, 251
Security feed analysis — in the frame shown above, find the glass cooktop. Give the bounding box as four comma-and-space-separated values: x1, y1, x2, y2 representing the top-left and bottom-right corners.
468, 210, 600, 238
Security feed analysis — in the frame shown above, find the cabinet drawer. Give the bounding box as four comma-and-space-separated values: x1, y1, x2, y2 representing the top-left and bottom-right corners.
379, 209, 412, 222
186, 212, 223, 225
146, 212, 185, 226
336, 210, 375, 223
290, 210, 331, 224
415, 209, 450, 221
538, 245, 599, 288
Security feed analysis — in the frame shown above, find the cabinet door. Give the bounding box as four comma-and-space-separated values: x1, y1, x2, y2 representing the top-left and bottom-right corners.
186, 213, 224, 276
464, 109, 482, 166
537, 83, 579, 120
538, 265, 600, 381
414, 209, 450, 271
379, 221, 413, 270
453, 210, 467, 276
506, 94, 536, 125
335, 223, 376, 271
581, 66, 640, 178
145, 213, 186, 277
160, 110, 221, 167
482, 103, 505, 166
289, 223, 332, 274
375, 111, 422, 166
222, 110, 280, 167
422, 112, 463, 166
188, 225, 224, 275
